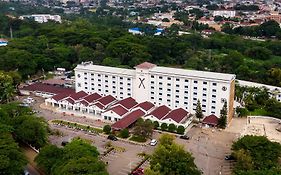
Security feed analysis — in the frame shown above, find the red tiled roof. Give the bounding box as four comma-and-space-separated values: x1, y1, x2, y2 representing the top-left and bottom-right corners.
162, 108, 188, 123
98, 95, 116, 106
114, 97, 138, 110
52, 92, 71, 101
21, 83, 75, 95
111, 109, 145, 130
134, 62, 156, 69
202, 114, 219, 126
133, 101, 154, 111
106, 105, 128, 116
83, 93, 102, 103
79, 99, 89, 106
65, 98, 75, 104
69, 91, 88, 100
93, 102, 104, 109
148, 105, 171, 120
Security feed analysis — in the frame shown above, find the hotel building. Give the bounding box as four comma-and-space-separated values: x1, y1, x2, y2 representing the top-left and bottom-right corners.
74, 62, 236, 122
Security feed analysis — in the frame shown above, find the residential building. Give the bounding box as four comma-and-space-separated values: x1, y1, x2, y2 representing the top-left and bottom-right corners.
75, 61, 236, 123
19, 14, 62, 23
213, 10, 236, 18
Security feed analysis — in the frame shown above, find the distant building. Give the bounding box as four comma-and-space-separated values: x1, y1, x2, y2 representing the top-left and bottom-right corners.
213, 10, 236, 18
19, 14, 62, 23
128, 28, 143, 35
0, 39, 8, 47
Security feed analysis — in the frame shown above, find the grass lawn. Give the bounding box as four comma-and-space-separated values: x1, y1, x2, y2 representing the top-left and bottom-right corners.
248, 108, 269, 116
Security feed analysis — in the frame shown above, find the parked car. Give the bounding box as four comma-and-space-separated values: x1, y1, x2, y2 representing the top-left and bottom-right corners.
132, 168, 144, 175
107, 135, 118, 141
150, 139, 157, 146
225, 155, 235, 160
179, 135, 190, 140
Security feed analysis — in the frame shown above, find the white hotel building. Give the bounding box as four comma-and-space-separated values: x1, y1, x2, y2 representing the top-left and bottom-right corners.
74, 62, 236, 122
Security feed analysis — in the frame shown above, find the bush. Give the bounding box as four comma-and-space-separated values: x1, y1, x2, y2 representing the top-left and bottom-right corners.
145, 119, 152, 124
119, 128, 130, 138
153, 121, 159, 129
129, 135, 147, 142
161, 123, 168, 131
177, 125, 185, 134
103, 125, 111, 134
168, 124, 176, 132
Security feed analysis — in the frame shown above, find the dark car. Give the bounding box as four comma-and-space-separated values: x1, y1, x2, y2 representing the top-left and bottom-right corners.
225, 155, 235, 160
107, 135, 118, 141
179, 135, 190, 140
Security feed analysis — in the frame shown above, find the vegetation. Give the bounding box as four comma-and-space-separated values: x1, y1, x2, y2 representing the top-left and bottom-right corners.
195, 100, 203, 122
52, 120, 103, 133
160, 123, 168, 131
132, 118, 153, 140
118, 128, 130, 138
231, 135, 281, 174
168, 123, 176, 132
129, 135, 147, 143
176, 125, 185, 134
147, 134, 201, 175
218, 102, 227, 129
35, 138, 108, 175
103, 124, 111, 134
153, 121, 159, 129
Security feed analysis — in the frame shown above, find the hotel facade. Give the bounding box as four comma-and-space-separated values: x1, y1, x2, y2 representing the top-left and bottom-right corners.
74, 62, 236, 122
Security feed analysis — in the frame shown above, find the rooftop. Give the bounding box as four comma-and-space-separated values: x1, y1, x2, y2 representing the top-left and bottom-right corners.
111, 109, 145, 130
106, 105, 128, 116
162, 108, 189, 123
83, 93, 102, 103
133, 101, 155, 111
21, 83, 75, 95
148, 105, 171, 120
113, 97, 138, 110
97, 95, 116, 106
202, 114, 219, 126
134, 62, 156, 69
69, 91, 88, 100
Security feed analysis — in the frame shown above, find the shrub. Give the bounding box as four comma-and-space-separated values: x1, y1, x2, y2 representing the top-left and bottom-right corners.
168, 124, 176, 132
103, 125, 111, 134
119, 128, 130, 138
177, 125, 185, 134
153, 121, 159, 129
129, 135, 147, 142
161, 123, 168, 131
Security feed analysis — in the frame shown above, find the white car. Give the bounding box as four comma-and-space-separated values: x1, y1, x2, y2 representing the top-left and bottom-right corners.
150, 139, 157, 146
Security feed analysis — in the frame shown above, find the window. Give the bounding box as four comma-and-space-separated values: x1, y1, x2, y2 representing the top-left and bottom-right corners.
84, 77, 87, 80
211, 106, 215, 109
105, 90, 108, 93
159, 93, 163, 96
128, 93, 131, 96
98, 74, 101, 77
184, 85, 188, 89
91, 88, 94, 90
184, 102, 188, 105
176, 84, 180, 87
85, 87, 88, 89
85, 82, 88, 84
176, 95, 179, 98
91, 78, 94, 81
151, 75, 154, 78
167, 88, 171, 92
193, 98, 197, 101
105, 75, 108, 78
176, 90, 179, 93
151, 97, 154, 100
202, 110, 206, 112
151, 81, 154, 84
203, 99, 206, 102
112, 76, 116, 79
211, 111, 215, 114
159, 82, 163, 85
127, 88, 131, 91
120, 92, 123, 95
151, 92, 154, 95
98, 89, 101, 91
193, 92, 197, 95
113, 91, 116, 94
159, 87, 163, 90
184, 91, 188, 94
203, 81, 207, 85
213, 82, 217, 86
108, 117, 111, 120
98, 84, 101, 87
212, 95, 216, 98
105, 80, 108, 83
127, 78, 131, 81
98, 79, 101, 82
151, 86, 155, 89
127, 83, 131, 86
91, 73, 94, 76
105, 85, 108, 88
212, 100, 216, 103
113, 81, 116, 84
176, 100, 179, 104
184, 97, 188, 99
167, 83, 171, 86
77, 74, 81, 78
159, 76, 163, 79
120, 82, 123, 85
113, 86, 116, 89
167, 77, 171, 80
167, 94, 171, 97
159, 98, 162, 101
84, 72, 87, 75
194, 87, 198, 90
203, 94, 207, 97
120, 77, 123, 80
120, 87, 123, 90
203, 88, 207, 91
185, 79, 189, 82
167, 99, 171, 102
212, 89, 216, 92
194, 80, 198, 84
202, 105, 206, 107
176, 78, 180, 81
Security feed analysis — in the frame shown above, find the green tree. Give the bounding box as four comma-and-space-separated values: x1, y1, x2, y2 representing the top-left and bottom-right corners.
195, 100, 203, 122
0, 72, 15, 104
160, 123, 168, 131
218, 102, 227, 129
13, 115, 48, 148
168, 123, 176, 132
0, 131, 27, 175
232, 135, 281, 173
149, 134, 201, 175
153, 121, 159, 129
236, 107, 249, 117
119, 128, 130, 138
132, 118, 153, 139
177, 125, 185, 134
103, 125, 111, 134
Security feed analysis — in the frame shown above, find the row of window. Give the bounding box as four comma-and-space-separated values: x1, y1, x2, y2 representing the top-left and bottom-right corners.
150, 76, 217, 86
78, 73, 132, 81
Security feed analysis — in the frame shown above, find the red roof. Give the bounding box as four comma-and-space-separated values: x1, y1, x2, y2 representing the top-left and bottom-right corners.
148, 105, 171, 120
52, 92, 71, 101
79, 99, 89, 106
111, 109, 145, 130
162, 108, 188, 123
21, 83, 75, 95
133, 101, 154, 111
65, 97, 75, 104
202, 114, 219, 126
134, 62, 156, 69
106, 105, 128, 116
83, 93, 102, 103
113, 97, 138, 110
69, 91, 88, 100
97, 95, 116, 106
93, 102, 104, 109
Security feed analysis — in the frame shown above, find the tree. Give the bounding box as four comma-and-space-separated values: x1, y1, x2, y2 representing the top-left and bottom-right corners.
103, 125, 111, 134
245, 47, 272, 60
132, 118, 154, 139
13, 115, 48, 148
153, 121, 159, 129
149, 134, 201, 175
0, 131, 27, 175
218, 102, 227, 129
177, 125, 185, 134
160, 123, 168, 131
0, 72, 15, 104
168, 123, 176, 132
232, 135, 281, 174
195, 100, 203, 122
119, 128, 130, 138
162, 18, 170, 22
236, 107, 248, 117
